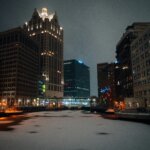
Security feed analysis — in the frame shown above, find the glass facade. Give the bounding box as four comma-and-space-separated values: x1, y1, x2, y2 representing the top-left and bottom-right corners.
64, 60, 90, 98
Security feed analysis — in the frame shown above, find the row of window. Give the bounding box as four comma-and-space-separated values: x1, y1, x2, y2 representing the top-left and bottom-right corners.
0, 31, 38, 50
134, 89, 150, 97
132, 51, 150, 66
123, 83, 133, 89
26, 22, 62, 36
134, 78, 150, 86
132, 58, 150, 73
132, 31, 150, 50
47, 84, 62, 92
134, 69, 150, 79
0, 92, 15, 96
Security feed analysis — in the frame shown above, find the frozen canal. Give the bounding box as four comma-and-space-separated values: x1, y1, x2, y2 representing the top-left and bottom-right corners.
0, 110, 150, 150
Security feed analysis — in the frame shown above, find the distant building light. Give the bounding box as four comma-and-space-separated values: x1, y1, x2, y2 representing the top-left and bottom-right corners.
46, 77, 49, 81
61, 80, 64, 85
27, 99, 30, 103
92, 99, 96, 102
115, 60, 118, 64
25, 22, 28, 25
39, 8, 55, 21
42, 8, 48, 15
57, 70, 61, 74
122, 66, 128, 70
117, 81, 120, 85
18, 99, 22, 102
78, 60, 83, 64
64, 62, 72, 65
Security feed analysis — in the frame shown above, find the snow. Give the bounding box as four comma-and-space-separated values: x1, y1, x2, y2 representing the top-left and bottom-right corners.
0, 110, 150, 150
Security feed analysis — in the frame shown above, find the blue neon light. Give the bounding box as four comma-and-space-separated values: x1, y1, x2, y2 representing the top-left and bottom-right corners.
100, 86, 110, 93
78, 60, 83, 64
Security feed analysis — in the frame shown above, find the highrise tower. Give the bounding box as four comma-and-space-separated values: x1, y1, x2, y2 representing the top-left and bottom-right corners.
23, 8, 64, 98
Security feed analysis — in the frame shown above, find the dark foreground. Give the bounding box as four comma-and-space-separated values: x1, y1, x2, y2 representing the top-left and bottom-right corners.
0, 110, 150, 150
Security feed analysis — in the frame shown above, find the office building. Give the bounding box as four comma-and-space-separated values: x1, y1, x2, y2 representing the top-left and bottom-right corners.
97, 63, 116, 103
64, 60, 90, 98
116, 22, 150, 99
131, 27, 150, 110
23, 8, 64, 98
0, 27, 39, 106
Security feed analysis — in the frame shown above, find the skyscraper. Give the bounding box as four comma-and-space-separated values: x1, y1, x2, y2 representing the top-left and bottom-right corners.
64, 60, 90, 98
23, 8, 64, 98
131, 27, 150, 110
116, 22, 150, 100
97, 63, 116, 106
0, 27, 39, 107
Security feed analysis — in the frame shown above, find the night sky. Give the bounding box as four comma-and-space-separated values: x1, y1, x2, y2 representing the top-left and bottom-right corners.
0, 0, 150, 96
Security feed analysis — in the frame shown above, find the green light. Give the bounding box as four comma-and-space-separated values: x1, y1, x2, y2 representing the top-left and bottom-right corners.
42, 84, 46, 92
42, 85, 46, 89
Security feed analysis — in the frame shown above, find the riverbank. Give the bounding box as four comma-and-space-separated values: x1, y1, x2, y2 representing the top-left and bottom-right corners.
115, 111, 150, 122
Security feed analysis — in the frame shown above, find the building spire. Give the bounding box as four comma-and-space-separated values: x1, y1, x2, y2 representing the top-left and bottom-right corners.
32, 8, 39, 18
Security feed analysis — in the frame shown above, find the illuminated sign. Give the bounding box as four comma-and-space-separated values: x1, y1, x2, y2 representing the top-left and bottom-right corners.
100, 86, 110, 93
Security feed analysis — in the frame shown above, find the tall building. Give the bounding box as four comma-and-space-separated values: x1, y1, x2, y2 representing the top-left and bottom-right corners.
0, 27, 39, 106
116, 22, 150, 100
64, 60, 90, 98
131, 27, 150, 110
97, 63, 109, 98
23, 8, 64, 98
97, 63, 116, 104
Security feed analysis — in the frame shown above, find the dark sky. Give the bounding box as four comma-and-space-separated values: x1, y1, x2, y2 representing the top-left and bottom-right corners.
0, 0, 150, 96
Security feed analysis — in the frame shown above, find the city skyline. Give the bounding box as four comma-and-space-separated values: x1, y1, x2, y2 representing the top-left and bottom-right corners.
0, 0, 150, 96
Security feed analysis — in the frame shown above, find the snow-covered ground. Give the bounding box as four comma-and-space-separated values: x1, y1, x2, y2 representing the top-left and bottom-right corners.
0, 110, 150, 150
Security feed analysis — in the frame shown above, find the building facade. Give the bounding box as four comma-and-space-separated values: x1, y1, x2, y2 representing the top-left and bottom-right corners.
116, 22, 150, 100
97, 63, 116, 106
23, 8, 64, 98
0, 28, 39, 107
131, 28, 150, 110
97, 63, 109, 98
64, 60, 90, 98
